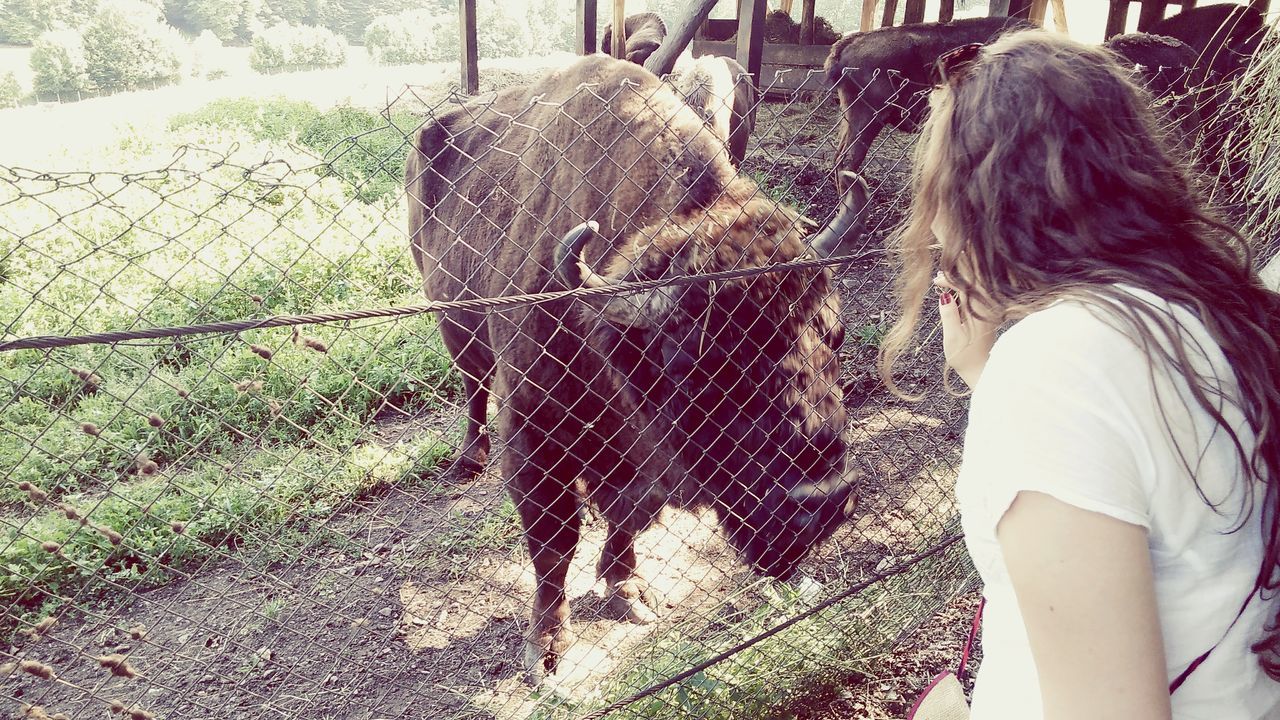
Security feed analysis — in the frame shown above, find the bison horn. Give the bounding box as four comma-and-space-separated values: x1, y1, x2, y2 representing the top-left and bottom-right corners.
808, 171, 871, 259
555, 221, 665, 328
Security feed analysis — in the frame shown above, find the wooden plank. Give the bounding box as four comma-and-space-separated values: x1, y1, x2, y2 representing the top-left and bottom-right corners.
800, 0, 816, 44
939, 0, 955, 23
904, 0, 926, 24
577, 0, 597, 54
645, 0, 719, 76
1049, 0, 1068, 32
736, 0, 767, 88
613, 0, 626, 59
1028, 0, 1048, 25
693, 39, 833, 66
460, 0, 478, 94
881, 0, 899, 27
861, 0, 878, 30
1136, 0, 1167, 31
1104, 0, 1129, 38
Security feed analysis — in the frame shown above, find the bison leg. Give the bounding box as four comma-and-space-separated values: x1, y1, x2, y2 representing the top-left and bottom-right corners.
597, 522, 659, 624
437, 312, 493, 482
449, 373, 491, 480
510, 456, 582, 681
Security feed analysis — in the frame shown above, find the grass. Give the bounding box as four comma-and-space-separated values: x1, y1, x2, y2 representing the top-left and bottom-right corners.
0, 112, 463, 637
518, 532, 974, 720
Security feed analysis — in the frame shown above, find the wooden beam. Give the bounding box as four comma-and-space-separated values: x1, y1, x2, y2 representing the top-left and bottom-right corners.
612, 0, 626, 59
1136, 0, 1167, 31
736, 0, 766, 89
1028, 0, 1048, 25
904, 0, 925, 24
861, 0, 878, 30
939, 0, 955, 23
1104, 0, 1129, 38
1049, 0, 1068, 32
881, 0, 899, 28
644, 0, 719, 76
781, 0, 794, 14
799, 0, 815, 44
460, 0, 478, 94
577, 0, 597, 54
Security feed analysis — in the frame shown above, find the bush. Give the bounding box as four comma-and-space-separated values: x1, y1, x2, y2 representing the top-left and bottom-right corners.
0, 71, 24, 108
364, 9, 445, 65
249, 23, 347, 73
81, 0, 184, 91
475, 0, 532, 59
30, 29, 91, 95
168, 96, 323, 141
296, 105, 418, 203
163, 0, 257, 43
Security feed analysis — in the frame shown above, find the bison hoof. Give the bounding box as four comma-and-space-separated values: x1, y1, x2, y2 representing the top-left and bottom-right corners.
441, 454, 485, 483
605, 581, 660, 624
523, 626, 577, 682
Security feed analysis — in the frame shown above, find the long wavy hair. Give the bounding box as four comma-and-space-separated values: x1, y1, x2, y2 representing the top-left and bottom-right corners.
879, 30, 1280, 674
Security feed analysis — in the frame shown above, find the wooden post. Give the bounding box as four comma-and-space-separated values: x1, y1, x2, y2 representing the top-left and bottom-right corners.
1007, 0, 1034, 19
612, 0, 626, 59
781, 0, 795, 14
577, 0, 597, 55
1137, 0, 1167, 31
1028, 0, 1048, 25
644, 0, 719, 76
939, 0, 955, 23
800, 0, 815, 44
861, 0, 878, 30
988, 0, 1011, 16
1104, 0, 1129, 38
460, 0, 478, 95
736, 0, 766, 90
881, 0, 899, 28
1049, 0, 1068, 32
903, 0, 926, 24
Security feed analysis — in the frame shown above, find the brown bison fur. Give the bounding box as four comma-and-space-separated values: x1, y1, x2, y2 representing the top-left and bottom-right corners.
406, 54, 855, 679
601, 12, 668, 65
672, 54, 757, 164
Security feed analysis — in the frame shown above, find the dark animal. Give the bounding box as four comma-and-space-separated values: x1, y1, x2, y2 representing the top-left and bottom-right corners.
672, 54, 757, 164
1145, 3, 1269, 183
601, 12, 668, 65
1147, 3, 1266, 80
823, 17, 1029, 189
1104, 33, 1203, 146
406, 55, 857, 679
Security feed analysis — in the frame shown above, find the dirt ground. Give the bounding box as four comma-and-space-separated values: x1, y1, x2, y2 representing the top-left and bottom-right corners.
1, 91, 972, 720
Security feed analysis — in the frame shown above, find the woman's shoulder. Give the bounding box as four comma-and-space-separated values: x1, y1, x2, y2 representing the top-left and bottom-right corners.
993, 291, 1151, 368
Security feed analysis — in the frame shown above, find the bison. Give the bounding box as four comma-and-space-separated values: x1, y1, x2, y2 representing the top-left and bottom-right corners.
406, 55, 857, 678
601, 12, 668, 65
1104, 33, 1203, 147
823, 16, 1028, 190
671, 54, 757, 164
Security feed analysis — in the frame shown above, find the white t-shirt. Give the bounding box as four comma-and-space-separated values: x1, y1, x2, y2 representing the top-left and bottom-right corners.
956, 287, 1280, 720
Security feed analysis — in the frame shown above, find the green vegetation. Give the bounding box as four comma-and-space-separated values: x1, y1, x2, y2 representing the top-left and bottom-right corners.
169, 98, 420, 203
248, 23, 346, 74
0, 110, 459, 635
0, 71, 23, 108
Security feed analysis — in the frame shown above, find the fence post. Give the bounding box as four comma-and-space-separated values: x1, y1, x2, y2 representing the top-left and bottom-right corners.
735, 0, 765, 90
1104, 0, 1129, 39
577, 0, 598, 54
459, 0, 479, 94
861, 0, 878, 31
881, 0, 899, 28
799, 0, 815, 44
613, 0, 627, 58
988, 0, 1010, 16
939, 0, 955, 23
1049, 0, 1068, 31
904, 0, 926, 25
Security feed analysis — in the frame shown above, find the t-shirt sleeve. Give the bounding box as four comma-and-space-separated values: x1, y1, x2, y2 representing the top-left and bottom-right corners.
961, 306, 1153, 535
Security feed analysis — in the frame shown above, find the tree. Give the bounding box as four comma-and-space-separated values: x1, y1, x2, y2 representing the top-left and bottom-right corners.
249, 23, 346, 72
80, 0, 184, 91
475, 0, 532, 59
163, 0, 257, 43
364, 10, 441, 65
0, 71, 24, 107
0, 0, 99, 45
30, 29, 90, 94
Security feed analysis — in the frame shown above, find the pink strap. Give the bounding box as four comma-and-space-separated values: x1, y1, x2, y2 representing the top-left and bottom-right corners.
957, 597, 985, 682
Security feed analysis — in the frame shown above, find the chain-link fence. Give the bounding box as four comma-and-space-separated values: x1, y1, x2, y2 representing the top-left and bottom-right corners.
0, 45, 1273, 720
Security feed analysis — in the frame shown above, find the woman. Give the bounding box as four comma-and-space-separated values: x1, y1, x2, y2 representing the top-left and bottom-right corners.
879, 31, 1280, 719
